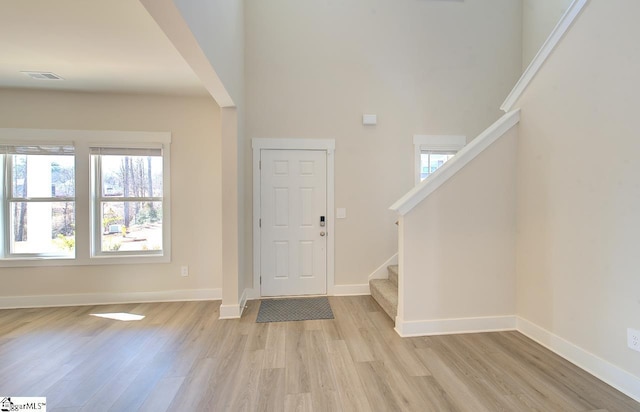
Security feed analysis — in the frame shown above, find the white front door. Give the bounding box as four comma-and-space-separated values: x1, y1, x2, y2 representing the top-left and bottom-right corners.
260, 149, 327, 296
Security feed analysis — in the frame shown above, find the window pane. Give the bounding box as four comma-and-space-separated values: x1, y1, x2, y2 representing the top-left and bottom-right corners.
419, 151, 456, 181
430, 153, 454, 169
100, 155, 162, 198
10, 201, 75, 255
12, 154, 75, 198
420, 153, 430, 180
101, 201, 163, 252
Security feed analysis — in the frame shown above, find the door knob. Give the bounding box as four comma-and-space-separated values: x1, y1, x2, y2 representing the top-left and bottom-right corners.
320, 231, 326, 236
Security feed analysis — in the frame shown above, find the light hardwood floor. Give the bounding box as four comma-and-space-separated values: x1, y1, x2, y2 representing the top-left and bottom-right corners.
0, 296, 638, 411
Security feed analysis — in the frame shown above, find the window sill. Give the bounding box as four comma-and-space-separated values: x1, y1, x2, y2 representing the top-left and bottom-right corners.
0, 254, 170, 268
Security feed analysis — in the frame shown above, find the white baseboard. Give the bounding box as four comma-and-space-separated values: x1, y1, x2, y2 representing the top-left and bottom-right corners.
368, 253, 398, 281
332, 283, 370, 296
219, 303, 241, 319
239, 288, 249, 316
517, 317, 640, 403
0, 288, 222, 309
219, 288, 250, 319
394, 314, 640, 402
395, 315, 517, 338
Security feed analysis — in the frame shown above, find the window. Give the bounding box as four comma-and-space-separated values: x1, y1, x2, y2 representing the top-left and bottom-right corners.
1, 144, 75, 258
0, 129, 171, 266
420, 151, 457, 180
413, 135, 466, 184
91, 147, 164, 256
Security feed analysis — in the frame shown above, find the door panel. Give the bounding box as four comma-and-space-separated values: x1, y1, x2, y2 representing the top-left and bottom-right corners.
261, 149, 327, 296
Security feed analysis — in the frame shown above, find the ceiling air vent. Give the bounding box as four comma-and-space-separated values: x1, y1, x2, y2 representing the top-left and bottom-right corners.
21, 71, 64, 80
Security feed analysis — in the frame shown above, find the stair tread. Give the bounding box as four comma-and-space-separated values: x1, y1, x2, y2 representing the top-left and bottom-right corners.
369, 279, 398, 321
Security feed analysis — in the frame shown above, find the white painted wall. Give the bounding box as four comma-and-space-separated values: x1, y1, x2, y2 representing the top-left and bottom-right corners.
515, 0, 640, 378
245, 0, 522, 288
401, 127, 517, 323
0, 89, 223, 303
172, 0, 244, 108
522, 0, 573, 69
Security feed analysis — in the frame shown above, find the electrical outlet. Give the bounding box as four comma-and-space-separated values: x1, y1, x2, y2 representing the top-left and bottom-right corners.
180, 266, 189, 277
628, 328, 640, 352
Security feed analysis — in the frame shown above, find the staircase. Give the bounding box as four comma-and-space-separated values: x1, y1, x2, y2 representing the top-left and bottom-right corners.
369, 265, 398, 321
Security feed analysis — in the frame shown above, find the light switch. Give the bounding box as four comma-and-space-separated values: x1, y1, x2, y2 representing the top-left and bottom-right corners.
337, 208, 347, 219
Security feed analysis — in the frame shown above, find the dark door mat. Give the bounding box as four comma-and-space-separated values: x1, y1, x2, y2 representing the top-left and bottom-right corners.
256, 296, 334, 323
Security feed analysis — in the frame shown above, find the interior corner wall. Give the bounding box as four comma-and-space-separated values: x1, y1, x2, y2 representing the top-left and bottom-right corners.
522, 0, 573, 70
245, 0, 522, 288
402, 127, 517, 322
0, 89, 223, 301
515, 0, 640, 379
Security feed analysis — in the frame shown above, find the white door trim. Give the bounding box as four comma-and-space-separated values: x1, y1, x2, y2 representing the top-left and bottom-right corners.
252, 138, 336, 298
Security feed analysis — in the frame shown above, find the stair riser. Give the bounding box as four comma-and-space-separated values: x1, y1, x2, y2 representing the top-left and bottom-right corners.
369, 279, 398, 321
371, 288, 397, 320
388, 265, 398, 287
389, 270, 398, 287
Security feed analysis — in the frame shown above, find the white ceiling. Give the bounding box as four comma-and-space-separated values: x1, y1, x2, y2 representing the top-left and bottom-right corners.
0, 0, 208, 96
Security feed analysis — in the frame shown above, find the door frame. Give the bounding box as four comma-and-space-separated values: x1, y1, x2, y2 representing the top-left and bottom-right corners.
252, 138, 335, 298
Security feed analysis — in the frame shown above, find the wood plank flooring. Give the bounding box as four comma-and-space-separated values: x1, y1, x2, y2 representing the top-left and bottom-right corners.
0, 296, 638, 411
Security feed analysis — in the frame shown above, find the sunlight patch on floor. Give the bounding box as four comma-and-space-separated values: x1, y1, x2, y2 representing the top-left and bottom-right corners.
90, 312, 145, 321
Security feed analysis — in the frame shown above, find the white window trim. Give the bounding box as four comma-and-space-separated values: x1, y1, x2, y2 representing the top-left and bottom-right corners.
0, 128, 171, 267
1, 144, 76, 260
413, 135, 466, 185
